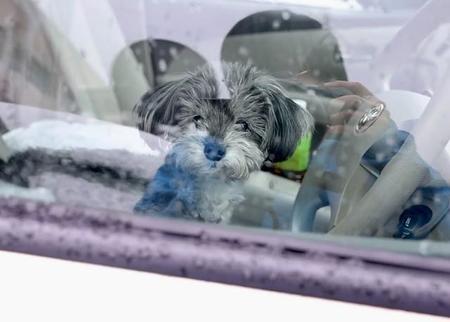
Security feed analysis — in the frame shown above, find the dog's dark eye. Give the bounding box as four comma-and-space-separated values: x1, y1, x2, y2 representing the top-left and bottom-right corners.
193, 115, 204, 128
236, 121, 249, 132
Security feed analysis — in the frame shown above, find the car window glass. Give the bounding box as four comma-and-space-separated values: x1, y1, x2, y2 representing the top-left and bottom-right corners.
1, 0, 450, 255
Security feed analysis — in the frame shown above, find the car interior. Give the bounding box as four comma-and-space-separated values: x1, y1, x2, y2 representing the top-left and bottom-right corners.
1, 0, 450, 257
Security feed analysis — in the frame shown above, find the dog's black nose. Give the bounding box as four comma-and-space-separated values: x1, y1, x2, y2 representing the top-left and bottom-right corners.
204, 141, 226, 161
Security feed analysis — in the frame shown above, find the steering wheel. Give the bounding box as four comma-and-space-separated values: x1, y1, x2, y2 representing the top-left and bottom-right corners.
291, 0, 450, 238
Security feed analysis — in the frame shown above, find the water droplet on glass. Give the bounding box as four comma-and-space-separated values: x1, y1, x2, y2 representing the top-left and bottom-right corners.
386, 136, 396, 146
238, 46, 249, 56
375, 152, 385, 162
169, 47, 178, 58
412, 194, 423, 204
281, 11, 291, 20
243, 268, 252, 280
272, 19, 281, 29
158, 59, 167, 72
194, 258, 204, 268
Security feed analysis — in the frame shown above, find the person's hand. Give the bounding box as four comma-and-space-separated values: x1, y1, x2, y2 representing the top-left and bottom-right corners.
323, 81, 384, 134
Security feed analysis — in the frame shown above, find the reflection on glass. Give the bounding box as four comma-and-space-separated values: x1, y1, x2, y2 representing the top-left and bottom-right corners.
1, 0, 450, 250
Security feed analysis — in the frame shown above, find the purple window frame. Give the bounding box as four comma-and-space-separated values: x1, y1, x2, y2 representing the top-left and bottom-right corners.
0, 196, 449, 317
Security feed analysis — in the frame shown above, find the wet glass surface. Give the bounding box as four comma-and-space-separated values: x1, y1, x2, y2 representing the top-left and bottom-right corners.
1, 0, 450, 254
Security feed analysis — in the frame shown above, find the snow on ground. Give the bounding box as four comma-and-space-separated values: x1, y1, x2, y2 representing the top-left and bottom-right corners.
3, 120, 165, 156
0, 119, 168, 210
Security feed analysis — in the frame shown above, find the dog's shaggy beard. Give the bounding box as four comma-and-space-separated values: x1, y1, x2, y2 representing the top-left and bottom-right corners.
169, 126, 265, 181
221, 131, 265, 180
135, 125, 257, 223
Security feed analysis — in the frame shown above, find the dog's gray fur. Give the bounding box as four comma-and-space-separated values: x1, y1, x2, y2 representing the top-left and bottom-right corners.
134, 62, 313, 222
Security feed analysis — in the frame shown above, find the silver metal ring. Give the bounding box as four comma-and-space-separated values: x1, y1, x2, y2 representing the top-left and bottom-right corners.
355, 102, 385, 133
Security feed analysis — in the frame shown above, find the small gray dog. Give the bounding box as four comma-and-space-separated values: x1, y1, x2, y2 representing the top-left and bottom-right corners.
133, 62, 312, 223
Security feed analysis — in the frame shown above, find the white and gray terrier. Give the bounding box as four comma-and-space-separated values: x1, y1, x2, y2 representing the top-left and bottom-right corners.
133, 62, 313, 223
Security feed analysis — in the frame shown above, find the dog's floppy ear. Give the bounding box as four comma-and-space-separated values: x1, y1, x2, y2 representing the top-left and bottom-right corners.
133, 65, 216, 139
264, 88, 313, 162
133, 79, 187, 137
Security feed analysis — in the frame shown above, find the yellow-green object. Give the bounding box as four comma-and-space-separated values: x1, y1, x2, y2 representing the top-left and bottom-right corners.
274, 134, 311, 172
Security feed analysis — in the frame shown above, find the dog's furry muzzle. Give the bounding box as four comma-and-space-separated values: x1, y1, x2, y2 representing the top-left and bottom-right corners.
170, 128, 265, 181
